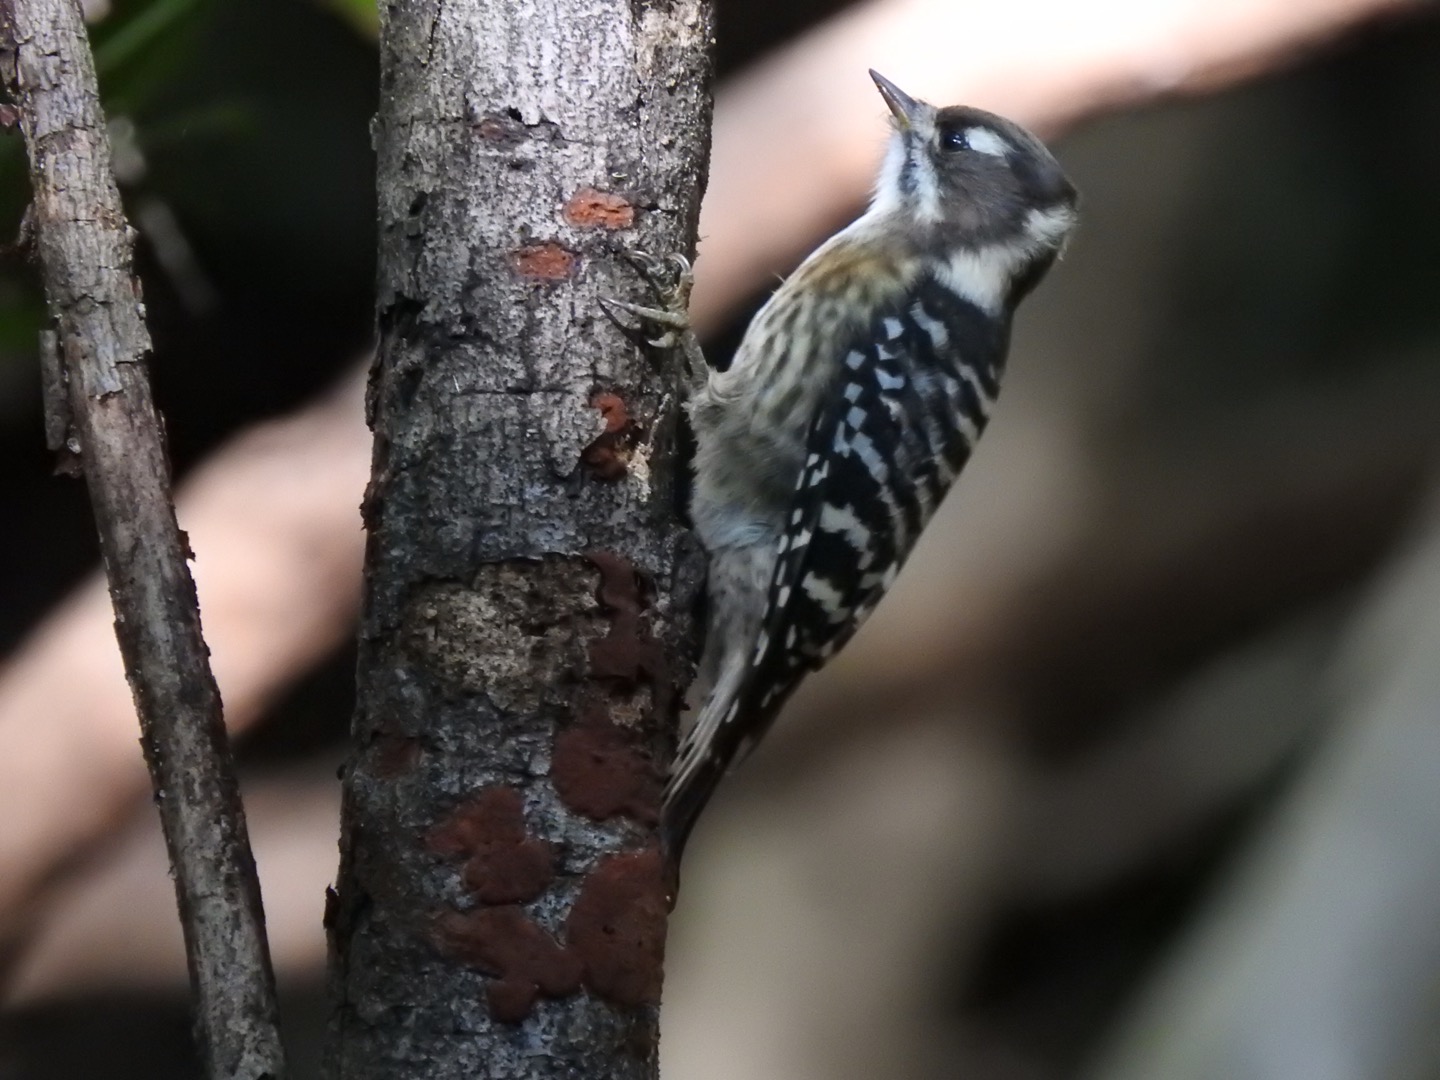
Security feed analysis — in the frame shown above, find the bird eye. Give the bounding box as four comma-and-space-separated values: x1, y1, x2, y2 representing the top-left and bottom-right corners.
940, 127, 969, 153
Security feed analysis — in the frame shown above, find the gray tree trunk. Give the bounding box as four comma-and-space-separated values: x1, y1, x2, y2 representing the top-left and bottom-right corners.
324, 1, 712, 1077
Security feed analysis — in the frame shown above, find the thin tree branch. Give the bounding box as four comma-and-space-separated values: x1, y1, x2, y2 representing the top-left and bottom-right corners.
0, 1, 286, 1077
0, 373, 367, 941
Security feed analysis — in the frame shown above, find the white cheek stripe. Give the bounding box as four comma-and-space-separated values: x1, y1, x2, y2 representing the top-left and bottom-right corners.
1024, 205, 1076, 244
939, 246, 1014, 315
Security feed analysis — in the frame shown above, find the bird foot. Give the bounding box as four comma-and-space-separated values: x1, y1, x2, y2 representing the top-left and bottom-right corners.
601, 251, 708, 394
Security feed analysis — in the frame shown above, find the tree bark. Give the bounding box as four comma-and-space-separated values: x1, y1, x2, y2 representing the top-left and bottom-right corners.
0, 1, 286, 1078
325, 1, 712, 1077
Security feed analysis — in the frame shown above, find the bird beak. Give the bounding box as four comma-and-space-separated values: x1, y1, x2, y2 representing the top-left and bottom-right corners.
869, 70, 921, 131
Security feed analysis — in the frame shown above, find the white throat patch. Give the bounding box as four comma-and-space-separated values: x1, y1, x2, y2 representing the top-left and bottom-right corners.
869, 132, 943, 224
868, 135, 909, 217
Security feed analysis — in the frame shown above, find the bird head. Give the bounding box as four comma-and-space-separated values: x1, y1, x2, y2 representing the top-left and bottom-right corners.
868, 70, 1077, 258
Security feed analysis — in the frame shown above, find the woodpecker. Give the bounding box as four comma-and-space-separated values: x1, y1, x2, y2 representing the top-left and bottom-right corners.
613, 72, 1076, 864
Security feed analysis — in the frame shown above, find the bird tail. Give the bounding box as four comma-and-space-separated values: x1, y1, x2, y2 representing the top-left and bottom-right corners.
661, 656, 747, 864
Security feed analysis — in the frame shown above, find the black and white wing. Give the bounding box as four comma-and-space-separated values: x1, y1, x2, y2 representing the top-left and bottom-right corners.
734, 281, 1007, 748
661, 282, 1007, 860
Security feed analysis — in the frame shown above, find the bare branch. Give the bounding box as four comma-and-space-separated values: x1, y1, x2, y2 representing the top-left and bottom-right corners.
0, 0, 286, 1076
0, 373, 366, 939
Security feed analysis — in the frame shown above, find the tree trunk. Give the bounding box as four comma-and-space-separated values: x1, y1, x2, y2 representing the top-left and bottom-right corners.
324, 1, 712, 1077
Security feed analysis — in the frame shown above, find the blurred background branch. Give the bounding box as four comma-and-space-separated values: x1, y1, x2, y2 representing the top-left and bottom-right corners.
0, 0, 1436, 1077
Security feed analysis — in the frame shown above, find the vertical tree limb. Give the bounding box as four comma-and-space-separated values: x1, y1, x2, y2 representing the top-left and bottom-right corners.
0, 2, 287, 1078
325, 1, 712, 1077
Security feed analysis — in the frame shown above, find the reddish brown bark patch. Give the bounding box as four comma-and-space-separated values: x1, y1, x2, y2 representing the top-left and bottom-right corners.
592, 391, 630, 434
436, 907, 583, 1024
586, 551, 664, 692
370, 733, 422, 778
552, 712, 661, 824
427, 787, 555, 905
580, 392, 642, 481
475, 115, 508, 139
473, 114, 525, 144
567, 848, 668, 1007
511, 241, 577, 280
562, 187, 635, 230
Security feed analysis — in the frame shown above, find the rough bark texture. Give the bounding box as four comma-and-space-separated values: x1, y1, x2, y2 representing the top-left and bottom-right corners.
0, 1, 286, 1078
325, 1, 712, 1077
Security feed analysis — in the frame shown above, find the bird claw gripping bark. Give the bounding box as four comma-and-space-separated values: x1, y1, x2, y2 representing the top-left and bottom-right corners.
601, 251, 709, 397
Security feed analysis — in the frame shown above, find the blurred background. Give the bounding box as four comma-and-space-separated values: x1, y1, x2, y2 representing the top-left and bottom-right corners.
1, 0, 1438, 1077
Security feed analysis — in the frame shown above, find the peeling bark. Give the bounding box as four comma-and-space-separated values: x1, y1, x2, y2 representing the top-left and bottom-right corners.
325, 1, 712, 1076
